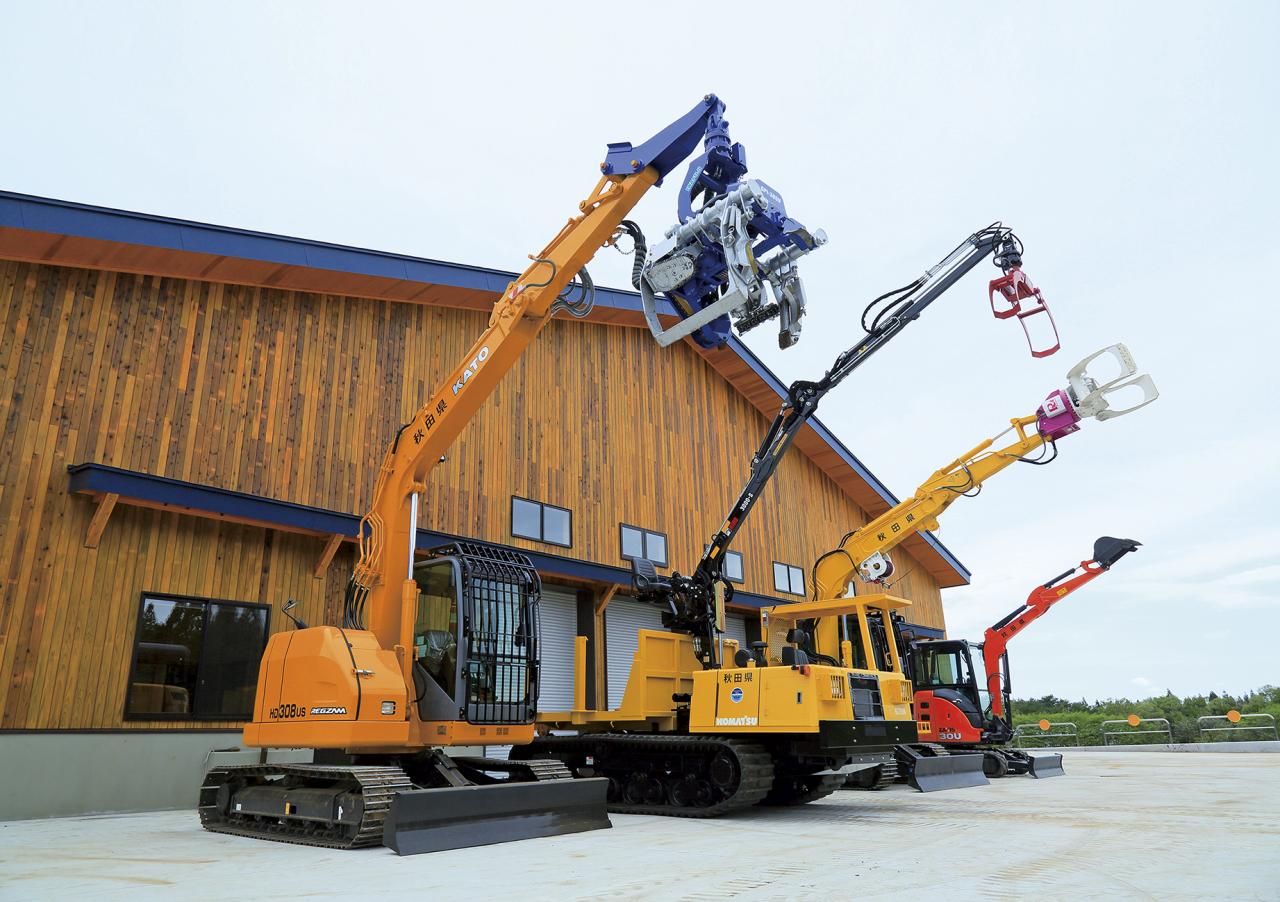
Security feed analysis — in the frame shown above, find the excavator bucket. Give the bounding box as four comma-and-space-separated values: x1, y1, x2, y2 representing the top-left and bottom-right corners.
383, 777, 611, 856
1027, 753, 1066, 779
988, 265, 1060, 358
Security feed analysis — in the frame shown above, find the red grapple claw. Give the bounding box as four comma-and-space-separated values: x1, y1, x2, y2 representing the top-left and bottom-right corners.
987, 266, 1061, 358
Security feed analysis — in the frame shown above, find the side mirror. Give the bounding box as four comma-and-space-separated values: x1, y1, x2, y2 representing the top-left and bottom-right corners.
281, 598, 308, 630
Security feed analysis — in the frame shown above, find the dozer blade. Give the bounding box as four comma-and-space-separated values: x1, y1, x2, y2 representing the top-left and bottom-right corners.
908, 752, 989, 793
383, 777, 610, 856
1027, 753, 1065, 779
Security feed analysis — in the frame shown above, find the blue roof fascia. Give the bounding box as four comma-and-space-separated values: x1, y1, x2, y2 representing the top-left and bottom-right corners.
65, 462, 786, 606
9, 187, 967, 583
1, 190, 670, 313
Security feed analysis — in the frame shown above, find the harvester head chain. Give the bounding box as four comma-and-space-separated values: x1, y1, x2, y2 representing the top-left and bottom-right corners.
514, 733, 775, 818
198, 763, 411, 850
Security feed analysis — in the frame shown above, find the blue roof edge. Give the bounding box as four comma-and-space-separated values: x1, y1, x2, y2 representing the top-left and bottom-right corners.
5, 188, 967, 584
67, 462, 798, 609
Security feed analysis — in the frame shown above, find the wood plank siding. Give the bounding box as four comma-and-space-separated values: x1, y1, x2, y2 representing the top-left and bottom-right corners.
0, 258, 947, 731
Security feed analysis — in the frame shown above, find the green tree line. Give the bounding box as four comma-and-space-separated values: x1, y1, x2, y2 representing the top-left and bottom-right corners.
1011, 685, 1280, 746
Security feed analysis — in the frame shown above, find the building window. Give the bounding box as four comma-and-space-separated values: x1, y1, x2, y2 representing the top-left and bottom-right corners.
705, 546, 745, 584
511, 496, 572, 547
773, 561, 806, 597
723, 550, 745, 584
620, 523, 668, 567
125, 593, 269, 720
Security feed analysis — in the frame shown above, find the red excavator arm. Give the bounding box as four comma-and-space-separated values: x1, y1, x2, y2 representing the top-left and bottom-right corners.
982, 536, 1141, 719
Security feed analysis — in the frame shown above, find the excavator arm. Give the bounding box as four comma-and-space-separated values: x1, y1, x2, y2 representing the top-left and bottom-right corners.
981, 535, 1141, 719
216, 97, 830, 857
633, 223, 1050, 668
806, 344, 1158, 660
344, 95, 826, 655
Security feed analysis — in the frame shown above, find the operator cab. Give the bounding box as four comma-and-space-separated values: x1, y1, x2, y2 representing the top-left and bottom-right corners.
410, 543, 542, 726
910, 639, 988, 729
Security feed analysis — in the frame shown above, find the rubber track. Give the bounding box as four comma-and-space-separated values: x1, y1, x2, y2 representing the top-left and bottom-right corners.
873, 759, 899, 789
847, 758, 899, 791
199, 763, 412, 850
526, 734, 774, 819
458, 756, 574, 781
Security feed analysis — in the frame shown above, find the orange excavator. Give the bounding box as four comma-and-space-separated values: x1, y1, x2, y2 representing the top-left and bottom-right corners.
197, 95, 827, 855
902, 537, 1141, 779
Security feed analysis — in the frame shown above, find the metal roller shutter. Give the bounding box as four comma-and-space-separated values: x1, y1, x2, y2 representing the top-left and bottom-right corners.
537, 585, 579, 712
487, 583, 578, 759
724, 613, 748, 650
605, 595, 667, 709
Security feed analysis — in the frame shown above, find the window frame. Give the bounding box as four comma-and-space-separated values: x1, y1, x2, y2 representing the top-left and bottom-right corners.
705, 545, 745, 584
772, 561, 807, 597
619, 522, 669, 568
723, 550, 745, 584
123, 591, 271, 722
510, 495, 573, 548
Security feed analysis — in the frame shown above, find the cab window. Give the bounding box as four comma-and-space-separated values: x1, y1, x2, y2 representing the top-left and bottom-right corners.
866, 611, 894, 672
918, 647, 972, 688
414, 562, 459, 698
841, 614, 869, 670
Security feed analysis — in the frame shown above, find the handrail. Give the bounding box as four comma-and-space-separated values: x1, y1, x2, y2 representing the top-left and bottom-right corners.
1102, 716, 1172, 745
1197, 713, 1278, 742
1013, 721, 1079, 747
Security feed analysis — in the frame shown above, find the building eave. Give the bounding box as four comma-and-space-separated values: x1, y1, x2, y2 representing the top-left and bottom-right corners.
2, 190, 970, 587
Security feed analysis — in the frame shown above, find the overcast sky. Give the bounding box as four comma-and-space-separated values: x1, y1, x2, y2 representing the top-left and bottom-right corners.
4, 2, 1276, 701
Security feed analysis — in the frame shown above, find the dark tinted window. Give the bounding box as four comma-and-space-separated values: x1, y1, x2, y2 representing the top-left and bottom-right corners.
773, 562, 805, 596
620, 524, 668, 567
127, 595, 268, 719
723, 551, 744, 583
511, 497, 572, 548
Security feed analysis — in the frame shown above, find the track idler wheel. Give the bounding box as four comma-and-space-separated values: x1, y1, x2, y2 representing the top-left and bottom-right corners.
668, 775, 716, 808
624, 773, 665, 806
709, 750, 740, 791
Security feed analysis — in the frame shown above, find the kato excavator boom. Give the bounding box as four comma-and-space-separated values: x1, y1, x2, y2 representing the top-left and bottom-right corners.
199, 95, 827, 855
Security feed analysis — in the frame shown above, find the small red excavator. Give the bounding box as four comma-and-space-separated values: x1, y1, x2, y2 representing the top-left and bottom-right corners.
901, 537, 1141, 780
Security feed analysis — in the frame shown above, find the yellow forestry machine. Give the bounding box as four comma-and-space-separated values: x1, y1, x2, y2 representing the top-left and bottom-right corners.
514, 215, 1154, 810
197, 95, 828, 854
518, 341, 1156, 811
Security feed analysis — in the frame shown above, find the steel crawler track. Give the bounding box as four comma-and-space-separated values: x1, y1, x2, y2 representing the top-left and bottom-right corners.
199, 763, 412, 849
519, 734, 776, 818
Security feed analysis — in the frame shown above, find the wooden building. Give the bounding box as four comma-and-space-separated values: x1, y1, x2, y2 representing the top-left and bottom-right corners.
0, 191, 968, 816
